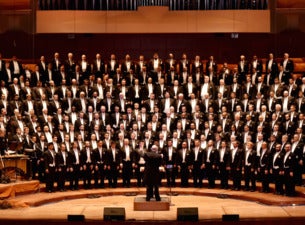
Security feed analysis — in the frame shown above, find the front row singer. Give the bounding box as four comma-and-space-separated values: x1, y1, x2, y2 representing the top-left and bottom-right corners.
143, 145, 162, 201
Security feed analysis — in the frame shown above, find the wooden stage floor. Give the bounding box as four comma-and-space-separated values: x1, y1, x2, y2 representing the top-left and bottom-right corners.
0, 180, 305, 224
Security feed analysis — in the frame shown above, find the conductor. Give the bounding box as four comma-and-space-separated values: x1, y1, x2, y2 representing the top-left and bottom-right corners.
143, 145, 162, 201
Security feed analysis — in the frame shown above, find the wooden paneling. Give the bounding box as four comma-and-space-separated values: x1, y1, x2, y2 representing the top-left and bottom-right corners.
1, 31, 305, 63
36, 7, 270, 33
0, 0, 30, 10
277, 0, 305, 8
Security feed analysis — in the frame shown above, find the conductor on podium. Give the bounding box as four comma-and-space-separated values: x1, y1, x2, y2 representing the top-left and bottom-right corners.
144, 145, 162, 201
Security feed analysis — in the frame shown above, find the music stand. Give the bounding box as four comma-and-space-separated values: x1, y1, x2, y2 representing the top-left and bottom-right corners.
166, 165, 177, 206
8, 141, 23, 154
24, 148, 35, 153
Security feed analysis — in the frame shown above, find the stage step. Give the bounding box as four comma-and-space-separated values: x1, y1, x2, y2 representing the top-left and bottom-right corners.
134, 196, 170, 211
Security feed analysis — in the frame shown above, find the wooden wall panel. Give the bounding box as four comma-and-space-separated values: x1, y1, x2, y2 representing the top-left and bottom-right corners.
277, 0, 305, 8
1, 31, 305, 64
0, 0, 30, 10
36, 7, 270, 33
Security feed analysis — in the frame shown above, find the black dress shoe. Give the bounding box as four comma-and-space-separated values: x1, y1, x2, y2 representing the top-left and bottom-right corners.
146, 198, 150, 201
155, 197, 161, 201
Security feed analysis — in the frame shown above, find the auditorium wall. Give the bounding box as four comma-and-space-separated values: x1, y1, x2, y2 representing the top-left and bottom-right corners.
1, 31, 305, 63
36, 7, 270, 33
1, 1, 305, 62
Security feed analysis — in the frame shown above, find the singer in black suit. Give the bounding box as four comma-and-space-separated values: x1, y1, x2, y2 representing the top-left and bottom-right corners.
280, 53, 294, 85
218, 140, 231, 189
44, 142, 56, 193
190, 139, 204, 188
93, 140, 107, 188
258, 142, 272, 193
162, 140, 177, 187
230, 141, 244, 190
243, 142, 257, 192
282, 144, 297, 196
204, 140, 220, 189
56, 143, 70, 191
271, 144, 285, 195
143, 145, 162, 201
106, 141, 121, 188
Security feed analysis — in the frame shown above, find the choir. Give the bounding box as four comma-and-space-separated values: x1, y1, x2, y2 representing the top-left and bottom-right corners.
0, 51, 303, 197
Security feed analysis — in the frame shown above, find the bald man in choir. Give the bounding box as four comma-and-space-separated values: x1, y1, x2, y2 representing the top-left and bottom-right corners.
143, 145, 162, 201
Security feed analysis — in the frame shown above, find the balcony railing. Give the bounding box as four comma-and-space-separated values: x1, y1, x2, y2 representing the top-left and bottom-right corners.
38, 0, 268, 11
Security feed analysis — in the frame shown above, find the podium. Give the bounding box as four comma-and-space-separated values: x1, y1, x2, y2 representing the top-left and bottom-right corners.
134, 196, 170, 211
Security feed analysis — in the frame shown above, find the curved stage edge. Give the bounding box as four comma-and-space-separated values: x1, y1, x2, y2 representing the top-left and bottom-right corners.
1, 180, 305, 225
2, 180, 305, 208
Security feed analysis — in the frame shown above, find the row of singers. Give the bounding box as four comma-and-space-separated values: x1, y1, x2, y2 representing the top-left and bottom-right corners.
4, 96, 305, 145
38, 138, 300, 197
3, 93, 305, 146
0, 52, 294, 88
1, 72, 305, 118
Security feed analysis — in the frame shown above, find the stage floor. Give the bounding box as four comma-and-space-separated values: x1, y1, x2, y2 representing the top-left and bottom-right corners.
1, 182, 305, 222
0, 194, 305, 221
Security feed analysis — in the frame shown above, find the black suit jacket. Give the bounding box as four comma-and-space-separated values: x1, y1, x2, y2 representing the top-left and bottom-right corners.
280, 59, 294, 85
258, 149, 271, 170
92, 147, 107, 164
92, 60, 105, 78
30, 71, 43, 87
56, 151, 71, 168
162, 147, 177, 165
107, 61, 120, 76
143, 151, 162, 186
9, 60, 24, 76
106, 148, 122, 165
218, 147, 231, 168
206, 60, 217, 75
250, 60, 263, 74
244, 149, 258, 169
121, 61, 135, 76
44, 150, 56, 170
231, 148, 244, 170
266, 59, 278, 76
176, 148, 192, 166
281, 59, 294, 74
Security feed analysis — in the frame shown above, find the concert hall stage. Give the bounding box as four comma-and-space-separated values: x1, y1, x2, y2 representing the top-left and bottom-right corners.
0, 180, 305, 225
